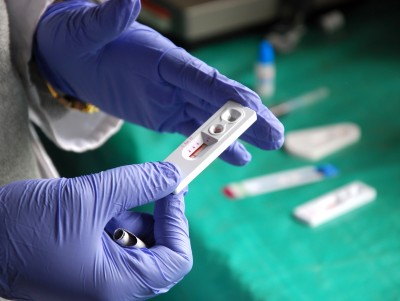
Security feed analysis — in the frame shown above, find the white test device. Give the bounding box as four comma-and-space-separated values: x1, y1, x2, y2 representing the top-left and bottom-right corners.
284, 122, 361, 161
293, 181, 377, 227
165, 101, 257, 194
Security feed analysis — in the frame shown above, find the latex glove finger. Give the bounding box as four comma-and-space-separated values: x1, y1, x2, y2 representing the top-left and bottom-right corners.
149, 190, 192, 290
181, 92, 221, 119
219, 141, 252, 166
105, 211, 156, 246
183, 101, 219, 124
66, 162, 181, 227
159, 48, 284, 150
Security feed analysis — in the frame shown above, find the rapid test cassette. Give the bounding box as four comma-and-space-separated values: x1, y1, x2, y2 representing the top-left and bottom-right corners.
293, 181, 377, 227
165, 101, 257, 194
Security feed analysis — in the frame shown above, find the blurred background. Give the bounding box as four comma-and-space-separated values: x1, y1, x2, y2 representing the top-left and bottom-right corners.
42, 0, 400, 300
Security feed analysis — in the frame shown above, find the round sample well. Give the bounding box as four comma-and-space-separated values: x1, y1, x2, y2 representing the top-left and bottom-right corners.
221, 108, 243, 123
209, 124, 225, 135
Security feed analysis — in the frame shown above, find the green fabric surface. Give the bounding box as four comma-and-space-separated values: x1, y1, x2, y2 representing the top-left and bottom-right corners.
45, 0, 400, 300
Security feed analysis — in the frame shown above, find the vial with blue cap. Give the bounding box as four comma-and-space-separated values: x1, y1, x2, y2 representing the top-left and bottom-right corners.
255, 40, 275, 99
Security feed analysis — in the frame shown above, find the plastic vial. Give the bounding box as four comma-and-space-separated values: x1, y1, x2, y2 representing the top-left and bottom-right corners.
255, 40, 275, 99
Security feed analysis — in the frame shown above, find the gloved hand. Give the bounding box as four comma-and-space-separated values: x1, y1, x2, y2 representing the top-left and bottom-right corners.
34, 0, 284, 166
0, 162, 192, 301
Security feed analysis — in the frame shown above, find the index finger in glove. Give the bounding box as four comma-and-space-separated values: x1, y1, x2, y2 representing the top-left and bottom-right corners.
159, 48, 284, 150
64, 162, 181, 227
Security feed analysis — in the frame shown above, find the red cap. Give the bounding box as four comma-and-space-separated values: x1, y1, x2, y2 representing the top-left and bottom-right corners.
223, 186, 236, 199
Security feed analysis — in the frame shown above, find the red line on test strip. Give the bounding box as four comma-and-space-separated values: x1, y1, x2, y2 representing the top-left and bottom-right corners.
189, 143, 207, 158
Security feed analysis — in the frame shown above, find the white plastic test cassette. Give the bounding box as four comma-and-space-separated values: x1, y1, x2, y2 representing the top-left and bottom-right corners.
285, 122, 361, 161
293, 181, 376, 227
165, 101, 257, 194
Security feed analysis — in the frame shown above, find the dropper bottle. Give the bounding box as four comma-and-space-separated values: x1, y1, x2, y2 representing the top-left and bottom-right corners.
255, 40, 275, 99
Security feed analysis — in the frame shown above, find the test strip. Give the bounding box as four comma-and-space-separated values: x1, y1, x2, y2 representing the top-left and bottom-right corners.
293, 181, 376, 227
223, 164, 338, 200
270, 86, 330, 117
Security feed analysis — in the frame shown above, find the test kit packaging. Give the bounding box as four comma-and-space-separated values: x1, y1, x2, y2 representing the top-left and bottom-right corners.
165, 101, 256, 194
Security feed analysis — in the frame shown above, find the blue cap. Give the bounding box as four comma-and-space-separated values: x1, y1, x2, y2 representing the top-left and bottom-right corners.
258, 40, 274, 63
316, 164, 339, 177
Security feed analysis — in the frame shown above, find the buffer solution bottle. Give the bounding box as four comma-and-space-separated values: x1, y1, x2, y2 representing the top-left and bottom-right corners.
255, 40, 275, 99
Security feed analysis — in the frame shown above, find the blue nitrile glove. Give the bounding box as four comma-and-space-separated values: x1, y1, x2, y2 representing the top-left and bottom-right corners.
0, 162, 192, 301
33, 0, 284, 166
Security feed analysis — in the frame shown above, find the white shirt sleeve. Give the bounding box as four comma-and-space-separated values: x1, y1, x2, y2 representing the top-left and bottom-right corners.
5, 0, 122, 152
